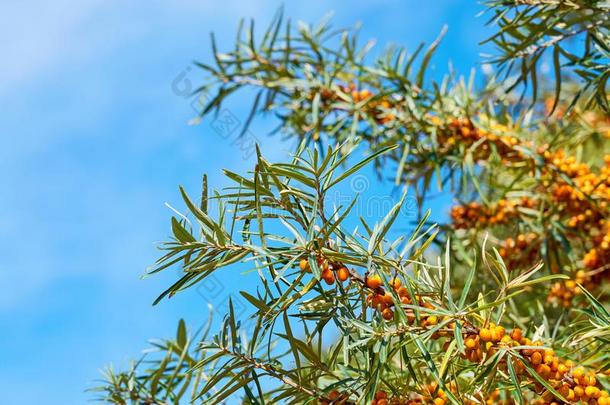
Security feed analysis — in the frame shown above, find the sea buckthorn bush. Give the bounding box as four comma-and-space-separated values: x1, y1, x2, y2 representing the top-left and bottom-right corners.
94, 4, 610, 404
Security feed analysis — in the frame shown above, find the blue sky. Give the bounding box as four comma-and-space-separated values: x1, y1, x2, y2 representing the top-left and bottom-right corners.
0, 1, 492, 403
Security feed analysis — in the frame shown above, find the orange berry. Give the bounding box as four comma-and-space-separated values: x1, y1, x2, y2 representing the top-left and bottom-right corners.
531, 352, 542, 365
585, 386, 600, 398
426, 315, 438, 326
382, 292, 394, 306
299, 259, 310, 272
322, 269, 335, 285
510, 328, 523, 342
336, 267, 349, 282
366, 274, 382, 290
371, 294, 386, 309
382, 308, 394, 320
375, 391, 388, 400
465, 336, 478, 349
400, 296, 411, 305
328, 390, 340, 400
573, 367, 585, 379
479, 328, 492, 342
390, 277, 401, 290
536, 364, 551, 377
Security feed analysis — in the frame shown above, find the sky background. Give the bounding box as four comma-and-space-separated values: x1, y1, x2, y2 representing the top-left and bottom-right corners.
0, 1, 493, 403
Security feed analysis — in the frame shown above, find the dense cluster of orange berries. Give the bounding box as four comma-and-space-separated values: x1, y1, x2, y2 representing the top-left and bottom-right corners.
541, 151, 610, 305
320, 321, 606, 404
299, 257, 350, 285
364, 274, 448, 330
431, 117, 526, 163
451, 198, 536, 230
368, 384, 507, 404
445, 116, 610, 305
462, 325, 607, 404
462, 323, 507, 363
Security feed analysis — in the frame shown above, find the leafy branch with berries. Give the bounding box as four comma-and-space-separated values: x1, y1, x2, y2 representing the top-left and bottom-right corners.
93, 3, 610, 405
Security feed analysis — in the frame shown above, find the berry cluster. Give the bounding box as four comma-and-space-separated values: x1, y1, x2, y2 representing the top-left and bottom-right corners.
548, 270, 597, 307
369, 387, 449, 405
451, 198, 535, 230
540, 152, 610, 304
369, 384, 508, 405
450, 141, 610, 305
299, 257, 350, 285
462, 323, 509, 363
433, 117, 525, 164
341, 85, 398, 125
364, 274, 412, 321
320, 320, 606, 404
498, 232, 540, 270
462, 325, 607, 404
310, 83, 399, 126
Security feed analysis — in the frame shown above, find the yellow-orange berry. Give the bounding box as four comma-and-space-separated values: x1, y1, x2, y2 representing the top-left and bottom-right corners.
585, 386, 600, 398
299, 259, 310, 272
479, 328, 492, 342
366, 274, 382, 290
573, 367, 585, 379
426, 315, 438, 326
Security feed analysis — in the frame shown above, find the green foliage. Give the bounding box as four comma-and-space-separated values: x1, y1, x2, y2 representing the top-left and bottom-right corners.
91, 319, 213, 404
483, 0, 610, 113
94, 145, 570, 404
